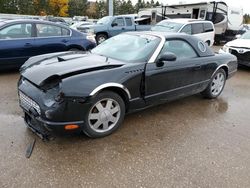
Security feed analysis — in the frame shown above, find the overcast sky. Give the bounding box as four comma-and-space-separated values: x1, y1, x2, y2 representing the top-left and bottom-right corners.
129, 0, 248, 14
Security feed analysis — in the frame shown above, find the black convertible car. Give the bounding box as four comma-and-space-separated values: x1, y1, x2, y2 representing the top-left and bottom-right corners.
18, 32, 237, 139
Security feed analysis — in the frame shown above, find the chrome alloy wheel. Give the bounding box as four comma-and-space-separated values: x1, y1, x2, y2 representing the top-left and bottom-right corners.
88, 98, 121, 133
211, 72, 225, 96
97, 36, 106, 44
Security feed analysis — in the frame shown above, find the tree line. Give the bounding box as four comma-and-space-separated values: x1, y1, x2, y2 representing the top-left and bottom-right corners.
1, 0, 249, 22
0, 0, 160, 18
244, 14, 250, 24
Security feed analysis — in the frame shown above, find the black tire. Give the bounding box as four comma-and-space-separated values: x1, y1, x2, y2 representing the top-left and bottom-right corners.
68, 48, 81, 51
83, 91, 125, 138
96, 33, 108, 44
201, 69, 226, 99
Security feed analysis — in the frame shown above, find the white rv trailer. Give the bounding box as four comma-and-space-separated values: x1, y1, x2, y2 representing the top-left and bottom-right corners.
138, 1, 243, 43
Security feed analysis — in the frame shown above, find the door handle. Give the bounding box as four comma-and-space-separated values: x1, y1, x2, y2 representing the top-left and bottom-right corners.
194, 64, 201, 70
24, 43, 32, 47
62, 39, 68, 43
121, 28, 125, 30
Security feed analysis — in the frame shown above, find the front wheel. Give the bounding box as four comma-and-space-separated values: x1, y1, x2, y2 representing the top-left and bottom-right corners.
96, 34, 107, 44
201, 69, 226, 99
83, 91, 125, 138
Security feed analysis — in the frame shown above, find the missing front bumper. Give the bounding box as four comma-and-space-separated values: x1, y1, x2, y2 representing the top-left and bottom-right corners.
23, 112, 85, 140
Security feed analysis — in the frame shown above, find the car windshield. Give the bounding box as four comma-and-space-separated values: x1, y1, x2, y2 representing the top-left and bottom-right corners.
241, 31, 250, 39
97, 16, 112, 25
91, 34, 161, 62
151, 21, 183, 32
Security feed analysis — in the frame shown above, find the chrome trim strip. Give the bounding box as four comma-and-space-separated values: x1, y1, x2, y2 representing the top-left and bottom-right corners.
129, 97, 141, 102
90, 83, 131, 99
148, 34, 165, 63
211, 64, 229, 79
0, 34, 71, 41
145, 79, 210, 99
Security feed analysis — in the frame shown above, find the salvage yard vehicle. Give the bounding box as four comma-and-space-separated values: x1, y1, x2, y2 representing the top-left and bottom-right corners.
77, 15, 152, 44
139, 1, 243, 44
0, 19, 96, 70
18, 32, 237, 139
151, 19, 215, 46
220, 31, 250, 67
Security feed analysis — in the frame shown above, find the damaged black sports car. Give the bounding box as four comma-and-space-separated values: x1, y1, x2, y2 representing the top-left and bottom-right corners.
18, 32, 237, 139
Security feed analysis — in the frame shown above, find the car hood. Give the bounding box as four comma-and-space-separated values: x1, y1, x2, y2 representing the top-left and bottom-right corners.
226, 39, 250, 48
78, 24, 106, 31
21, 52, 125, 87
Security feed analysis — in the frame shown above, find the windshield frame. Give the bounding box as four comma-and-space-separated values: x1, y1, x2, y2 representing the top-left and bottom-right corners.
91, 33, 164, 63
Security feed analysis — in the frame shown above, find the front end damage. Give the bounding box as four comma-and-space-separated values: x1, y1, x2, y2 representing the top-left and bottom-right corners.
18, 77, 89, 140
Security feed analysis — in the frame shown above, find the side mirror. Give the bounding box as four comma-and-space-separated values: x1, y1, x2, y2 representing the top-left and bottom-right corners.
235, 34, 241, 39
157, 52, 176, 67
111, 23, 118, 27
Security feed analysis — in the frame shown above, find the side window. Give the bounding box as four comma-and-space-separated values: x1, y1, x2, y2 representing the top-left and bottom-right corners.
125, 18, 133, 26
0, 23, 32, 39
180, 24, 192, 35
62, 28, 70, 36
112, 18, 125, 27
159, 40, 197, 60
199, 10, 206, 19
206, 12, 213, 21
36, 24, 63, 37
204, 23, 214, 32
192, 23, 204, 34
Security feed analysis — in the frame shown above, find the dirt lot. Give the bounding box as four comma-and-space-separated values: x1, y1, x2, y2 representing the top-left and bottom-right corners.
1, 46, 250, 187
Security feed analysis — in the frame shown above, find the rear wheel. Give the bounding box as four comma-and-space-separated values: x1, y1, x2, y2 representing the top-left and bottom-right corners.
68, 48, 81, 51
83, 91, 125, 138
201, 69, 226, 99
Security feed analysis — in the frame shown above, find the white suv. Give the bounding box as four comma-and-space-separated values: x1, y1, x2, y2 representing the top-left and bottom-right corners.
151, 19, 215, 46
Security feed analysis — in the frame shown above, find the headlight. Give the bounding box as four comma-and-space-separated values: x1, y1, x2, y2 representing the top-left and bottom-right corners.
41, 77, 63, 107
222, 45, 229, 53
86, 34, 96, 43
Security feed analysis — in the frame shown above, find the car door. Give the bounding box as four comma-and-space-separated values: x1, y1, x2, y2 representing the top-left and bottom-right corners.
145, 39, 204, 104
0, 22, 35, 68
124, 17, 135, 32
109, 17, 126, 37
33, 23, 70, 55
191, 23, 205, 41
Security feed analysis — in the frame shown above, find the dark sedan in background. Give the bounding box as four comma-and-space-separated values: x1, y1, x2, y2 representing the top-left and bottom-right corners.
18, 32, 237, 139
0, 19, 96, 70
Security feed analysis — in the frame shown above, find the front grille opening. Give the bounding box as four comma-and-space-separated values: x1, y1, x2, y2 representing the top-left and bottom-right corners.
19, 92, 41, 115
